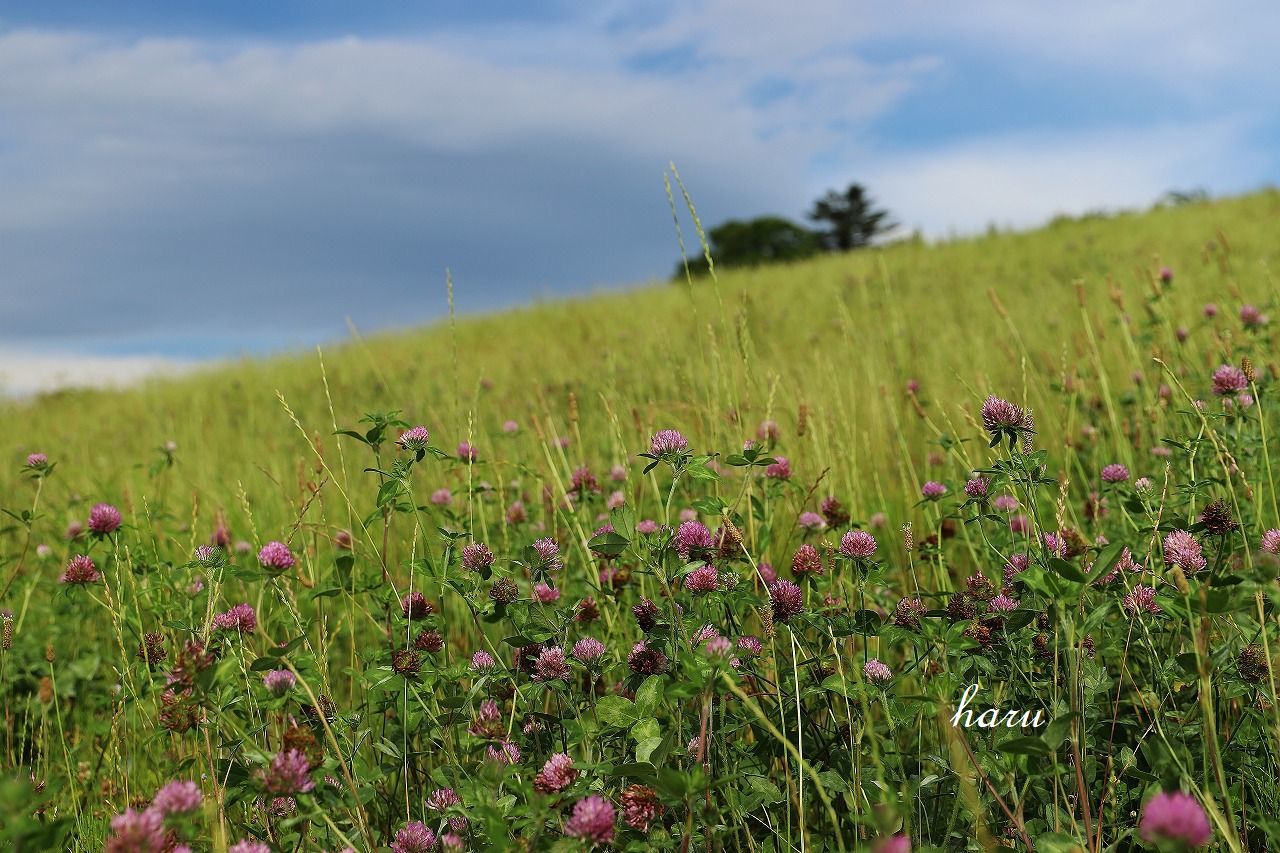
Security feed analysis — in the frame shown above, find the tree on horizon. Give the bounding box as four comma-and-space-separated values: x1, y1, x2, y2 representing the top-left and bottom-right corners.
675, 215, 822, 278
808, 183, 897, 251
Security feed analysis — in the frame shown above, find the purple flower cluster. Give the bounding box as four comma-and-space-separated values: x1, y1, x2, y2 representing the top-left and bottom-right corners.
980, 395, 1032, 437
106, 808, 166, 852
462, 542, 495, 572
863, 658, 892, 685
257, 540, 295, 571
765, 456, 792, 480
1139, 791, 1211, 847
532, 647, 571, 682
683, 563, 720, 594
213, 603, 257, 634
260, 749, 314, 795
532, 537, 563, 571
571, 636, 607, 663
798, 511, 825, 530
89, 503, 123, 535
769, 580, 804, 622
1212, 364, 1248, 395
564, 795, 615, 844
391, 820, 437, 853
263, 669, 296, 697
1100, 463, 1130, 483
839, 530, 877, 559
534, 752, 578, 793
397, 425, 431, 451
792, 543, 823, 576
151, 780, 203, 815
921, 480, 947, 500
1122, 585, 1162, 616
1163, 529, 1207, 573
650, 429, 689, 456
675, 520, 715, 562
60, 555, 99, 585
1263, 529, 1280, 555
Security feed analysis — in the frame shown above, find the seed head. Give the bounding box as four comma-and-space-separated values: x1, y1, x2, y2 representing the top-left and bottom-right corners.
391, 650, 422, 678
489, 578, 519, 604
621, 784, 665, 832
1238, 644, 1270, 683
413, 629, 444, 653
892, 597, 926, 630
1198, 499, 1238, 536
627, 643, 669, 675
401, 591, 435, 619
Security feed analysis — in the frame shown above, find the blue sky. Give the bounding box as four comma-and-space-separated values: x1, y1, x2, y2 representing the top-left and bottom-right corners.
1, 1, 1277, 392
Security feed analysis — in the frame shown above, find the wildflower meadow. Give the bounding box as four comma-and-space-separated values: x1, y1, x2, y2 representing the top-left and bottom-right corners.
3, 191, 1280, 850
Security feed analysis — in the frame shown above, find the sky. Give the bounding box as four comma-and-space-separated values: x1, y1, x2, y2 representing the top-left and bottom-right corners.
1, 1, 1278, 393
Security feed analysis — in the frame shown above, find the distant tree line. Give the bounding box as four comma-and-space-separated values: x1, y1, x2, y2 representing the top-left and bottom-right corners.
676, 183, 895, 278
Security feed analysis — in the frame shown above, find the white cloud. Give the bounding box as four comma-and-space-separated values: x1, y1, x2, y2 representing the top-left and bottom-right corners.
623, 0, 1280, 99
0, 347, 197, 397
859, 121, 1265, 236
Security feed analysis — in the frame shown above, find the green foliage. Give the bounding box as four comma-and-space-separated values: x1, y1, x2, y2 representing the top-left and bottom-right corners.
676, 215, 822, 277
2, 190, 1280, 849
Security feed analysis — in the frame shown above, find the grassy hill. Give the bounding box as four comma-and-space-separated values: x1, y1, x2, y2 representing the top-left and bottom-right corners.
3, 189, 1280, 850
4, 191, 1277, 529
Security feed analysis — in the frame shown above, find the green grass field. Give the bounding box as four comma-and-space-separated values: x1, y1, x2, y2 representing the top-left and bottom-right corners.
3, 189, 1280, 851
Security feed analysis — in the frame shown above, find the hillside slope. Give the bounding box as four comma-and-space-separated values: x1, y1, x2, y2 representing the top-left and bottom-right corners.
2, 191, 1277, 529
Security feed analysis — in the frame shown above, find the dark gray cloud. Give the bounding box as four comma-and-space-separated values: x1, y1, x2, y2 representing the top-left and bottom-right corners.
0, 29, 831, 359
1, 1, 1277, 375
0, 133, 750, 348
